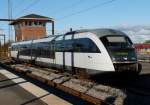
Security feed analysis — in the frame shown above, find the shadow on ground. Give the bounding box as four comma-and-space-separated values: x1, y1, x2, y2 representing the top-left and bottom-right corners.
0, 66, 93, 105
92, 72, 150, 105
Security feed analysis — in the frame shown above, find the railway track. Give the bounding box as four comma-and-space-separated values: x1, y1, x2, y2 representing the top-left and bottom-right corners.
0, 58, 150, 105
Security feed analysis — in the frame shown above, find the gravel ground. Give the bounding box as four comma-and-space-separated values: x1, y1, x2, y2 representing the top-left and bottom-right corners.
4, 61, 150, 105
89, 62, 150, 105
53, 76, 70, 84
123, 91, 150, 105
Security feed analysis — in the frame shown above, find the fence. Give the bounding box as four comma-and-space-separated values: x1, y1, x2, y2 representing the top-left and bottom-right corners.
0, 44, 9, 58
137, 54, 150, 62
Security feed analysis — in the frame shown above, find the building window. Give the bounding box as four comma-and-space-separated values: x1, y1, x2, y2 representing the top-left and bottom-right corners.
25, 21, 28, 26
34, 21, 38, 26
38, 22, 42, 26
29, 21, 32, 26
22, 22, 25, 26
42, 23, 46, 26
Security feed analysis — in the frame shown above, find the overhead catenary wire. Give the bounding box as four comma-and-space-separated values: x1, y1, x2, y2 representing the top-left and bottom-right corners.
8, 0, 13, 42
15, 0, 41, 17
13, 0, 25, 12
48, 0, 85, 15
57, 0, 117, 21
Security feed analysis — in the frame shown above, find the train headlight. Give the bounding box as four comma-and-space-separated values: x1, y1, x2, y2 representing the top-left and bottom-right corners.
131, 57, 136, 60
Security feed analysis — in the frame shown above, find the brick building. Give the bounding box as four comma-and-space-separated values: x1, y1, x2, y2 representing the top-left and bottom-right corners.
10, 14, 54, 41
134, 44, 150, 55
134, 44, 150, 60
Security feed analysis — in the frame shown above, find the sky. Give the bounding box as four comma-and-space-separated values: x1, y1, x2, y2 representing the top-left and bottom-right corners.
0, 0, 150, 43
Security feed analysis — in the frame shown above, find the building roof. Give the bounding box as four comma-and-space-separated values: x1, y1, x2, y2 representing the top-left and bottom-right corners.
19, 14, 53, 20
134, 44, 150, 49
10, 14, 54, 25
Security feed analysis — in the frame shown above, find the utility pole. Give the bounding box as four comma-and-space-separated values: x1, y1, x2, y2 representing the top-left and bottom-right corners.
52, 21, 55, 35
8, 0, 13, 43
0, 40, 1, 57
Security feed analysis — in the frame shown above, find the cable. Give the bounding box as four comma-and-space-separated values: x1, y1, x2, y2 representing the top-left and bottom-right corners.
13, 0, 25, 12
49, 0, 85, 15
15, 0, 41, 17
8, 0, 13, 43
57, 0, 117, 21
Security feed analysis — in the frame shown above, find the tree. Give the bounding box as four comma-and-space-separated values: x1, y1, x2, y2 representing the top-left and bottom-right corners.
144, 40, 150, 44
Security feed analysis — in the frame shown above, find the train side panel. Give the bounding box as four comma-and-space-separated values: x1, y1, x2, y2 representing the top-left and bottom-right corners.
73, 33, 115, 73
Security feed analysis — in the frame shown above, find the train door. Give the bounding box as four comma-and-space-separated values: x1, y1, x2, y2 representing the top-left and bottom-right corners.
62, 35, 66, 71
64, 34, 75, 73
50, 40, 55, 66
55, 34, 75, 73
30, 40, 34, 61
17, 44, 20, 59
55, 35, 68, 72
55, 36, 64, 70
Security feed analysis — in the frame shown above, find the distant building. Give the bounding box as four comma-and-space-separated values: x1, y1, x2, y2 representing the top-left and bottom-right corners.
10, 14, 54, 41
134, 44, 150, 54
134, 44, 150, 60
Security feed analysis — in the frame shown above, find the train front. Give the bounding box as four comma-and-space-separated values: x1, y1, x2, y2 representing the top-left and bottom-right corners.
100, 35, 140, 73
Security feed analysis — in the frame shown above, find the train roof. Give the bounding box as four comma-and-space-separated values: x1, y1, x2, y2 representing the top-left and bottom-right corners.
11, 28, 127, 46
11, 35, 58, 46
65, 28, 127, 37
11, 40, 32, 46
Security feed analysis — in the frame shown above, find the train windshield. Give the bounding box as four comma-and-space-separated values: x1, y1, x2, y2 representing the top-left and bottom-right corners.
101, 36, 132, 49
100, 36, 137, 62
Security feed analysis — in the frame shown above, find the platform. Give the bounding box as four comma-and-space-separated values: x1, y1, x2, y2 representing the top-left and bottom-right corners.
0, 67, 91, 105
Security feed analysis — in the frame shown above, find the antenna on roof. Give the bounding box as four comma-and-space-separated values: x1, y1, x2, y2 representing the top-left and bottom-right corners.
70, 28, 73, 32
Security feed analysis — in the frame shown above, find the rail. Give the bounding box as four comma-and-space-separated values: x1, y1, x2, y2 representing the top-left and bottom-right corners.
0, 58, 150, 105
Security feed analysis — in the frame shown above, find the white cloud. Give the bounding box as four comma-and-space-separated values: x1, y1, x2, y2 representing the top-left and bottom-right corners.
114, 25, 150, 43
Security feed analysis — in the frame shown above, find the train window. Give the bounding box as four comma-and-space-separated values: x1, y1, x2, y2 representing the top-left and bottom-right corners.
107, 36, 126, 43
29, 21, 32, 26
19, 44, 31, 56
34, 22, 38, 26
31, 43, 38, 57
55, 38, 100, 53
74, 38, 100, 53
33, 42, 55, 59
13, 45, 17, 51
11, 46, 14, 51
101, 36, 132, 49
55, 40, 74, 52
63, 40, 74, 52
55, 41, 63, 52
50, 42, 55, 59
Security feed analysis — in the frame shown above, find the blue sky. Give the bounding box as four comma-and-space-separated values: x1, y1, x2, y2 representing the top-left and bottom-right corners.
0, 0, 150, 43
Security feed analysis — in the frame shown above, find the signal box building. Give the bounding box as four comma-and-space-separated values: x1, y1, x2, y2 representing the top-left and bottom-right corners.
10, 14, 54, 41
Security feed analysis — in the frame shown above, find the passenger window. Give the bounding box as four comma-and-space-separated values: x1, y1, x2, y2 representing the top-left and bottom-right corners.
55, 38, 100, 53
63, 40, 74, 52
55, 41, 63, 52
74, 38, 100, 53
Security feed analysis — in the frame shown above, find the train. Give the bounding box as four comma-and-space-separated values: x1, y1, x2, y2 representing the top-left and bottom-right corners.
10, 28, 141, 78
